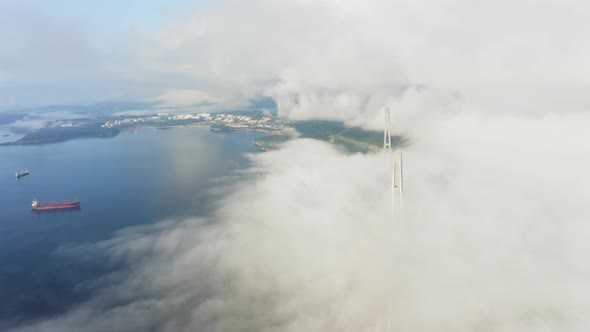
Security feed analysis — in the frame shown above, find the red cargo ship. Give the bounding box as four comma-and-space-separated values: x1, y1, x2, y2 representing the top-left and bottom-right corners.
31, 199, 80, 211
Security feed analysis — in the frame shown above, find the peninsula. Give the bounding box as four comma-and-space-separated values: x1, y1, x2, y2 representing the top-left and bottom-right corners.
1, 110, 399, 153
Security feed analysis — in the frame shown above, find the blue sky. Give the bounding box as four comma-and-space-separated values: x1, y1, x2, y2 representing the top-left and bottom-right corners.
0, 0, 212, 109
3, 0, 194, 50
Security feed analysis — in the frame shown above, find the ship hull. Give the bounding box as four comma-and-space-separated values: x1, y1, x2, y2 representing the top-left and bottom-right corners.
32, 203, 80, 211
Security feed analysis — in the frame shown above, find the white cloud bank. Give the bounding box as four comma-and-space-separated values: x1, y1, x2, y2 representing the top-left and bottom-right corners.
4, 0, 589, 123
135, 0, 590, 128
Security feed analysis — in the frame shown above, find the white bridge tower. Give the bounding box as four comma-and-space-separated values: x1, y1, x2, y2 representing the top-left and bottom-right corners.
383, 107, 403, 218
383, 107, 392, 150
391, 151, 403, 217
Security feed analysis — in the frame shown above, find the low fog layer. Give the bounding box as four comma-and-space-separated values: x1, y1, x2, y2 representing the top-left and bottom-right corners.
11, 110, 590, 331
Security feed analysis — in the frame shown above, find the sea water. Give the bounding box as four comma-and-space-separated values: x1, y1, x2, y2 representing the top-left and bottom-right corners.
0, 127, 263, 326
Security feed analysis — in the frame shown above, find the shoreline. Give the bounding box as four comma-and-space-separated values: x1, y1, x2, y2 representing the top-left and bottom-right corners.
0, 122, 286, 148
0, 118, 385, 153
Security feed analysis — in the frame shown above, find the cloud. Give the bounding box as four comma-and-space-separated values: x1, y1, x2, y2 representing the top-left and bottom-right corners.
5, 110, 87, 132
149, 88, 250, 113
4, 0, 589, 120
7, 118, 48, 131
0, 4, 136, 109
11, 107, 590, 331
0, 6, 99, 83
136, 0, 410, 121
131, 0, 590, 128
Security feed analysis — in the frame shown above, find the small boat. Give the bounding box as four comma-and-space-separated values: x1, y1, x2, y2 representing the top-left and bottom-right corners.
31, 199, 80, 211
16, 168, 29, 179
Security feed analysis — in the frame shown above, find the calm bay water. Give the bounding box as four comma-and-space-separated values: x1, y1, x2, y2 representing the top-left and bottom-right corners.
0, 127, 263, 326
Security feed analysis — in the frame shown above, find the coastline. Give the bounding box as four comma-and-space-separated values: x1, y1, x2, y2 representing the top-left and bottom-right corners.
0, 122, 287, 153
0, 116, 386, 153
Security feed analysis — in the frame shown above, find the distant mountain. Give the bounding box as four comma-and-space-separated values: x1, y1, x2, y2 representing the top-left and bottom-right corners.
2, 97, 277, 117
5, 101, 158, 116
